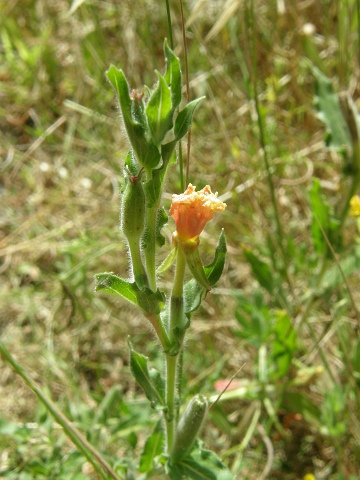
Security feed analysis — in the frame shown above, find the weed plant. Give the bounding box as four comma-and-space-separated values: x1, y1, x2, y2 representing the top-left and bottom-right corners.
1, 0, 360, 479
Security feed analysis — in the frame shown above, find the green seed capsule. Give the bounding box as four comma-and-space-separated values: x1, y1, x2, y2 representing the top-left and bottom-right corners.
170, 394, 208, 463
121, 170, 146, 242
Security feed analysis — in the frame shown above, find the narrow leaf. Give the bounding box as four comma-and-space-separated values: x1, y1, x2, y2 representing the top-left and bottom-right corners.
128, 340, 165, 408
146, 71, 173, 145
204, 229, 227, 285
95, 273, 165, 314
164, 39, 182, 110
243, 248, 273, 294
184, 231, 227, 319
174, 97, 205, 141
107, 65, 160, 170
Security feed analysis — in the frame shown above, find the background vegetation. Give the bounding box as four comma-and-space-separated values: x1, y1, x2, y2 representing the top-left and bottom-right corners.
1, 0, 360, 478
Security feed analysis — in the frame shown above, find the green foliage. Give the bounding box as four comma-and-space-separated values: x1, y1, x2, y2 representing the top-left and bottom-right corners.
168, 445, 234, 480
2, 0, 360, 478
139, 421, 164, 473
128, 340, 165, 409
94, 273, 165, 314
313, 66, 352, 157
184, 230, 227, 319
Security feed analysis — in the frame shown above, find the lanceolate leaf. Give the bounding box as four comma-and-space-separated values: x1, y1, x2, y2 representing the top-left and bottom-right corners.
184, 231, 227, 319
107, 65, 160, 170
128, 340, 165, 408
243, 248, 273, 294
174, 97, 205, 141
204, 229, 227, 285
94, 273, 165, 314
164, 39, 182, 110
146, 71, 173, 146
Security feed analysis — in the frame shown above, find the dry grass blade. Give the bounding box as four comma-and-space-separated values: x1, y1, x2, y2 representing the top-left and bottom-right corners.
205, 0, 243, 42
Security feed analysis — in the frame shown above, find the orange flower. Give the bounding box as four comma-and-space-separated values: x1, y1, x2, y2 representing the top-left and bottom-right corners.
169, 184, 226, 242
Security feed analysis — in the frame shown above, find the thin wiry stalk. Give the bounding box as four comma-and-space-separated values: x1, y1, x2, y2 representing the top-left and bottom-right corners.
179, 0, 191, 186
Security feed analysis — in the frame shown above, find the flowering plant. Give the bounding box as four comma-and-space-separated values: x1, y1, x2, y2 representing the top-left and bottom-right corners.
95, 42, 231, 478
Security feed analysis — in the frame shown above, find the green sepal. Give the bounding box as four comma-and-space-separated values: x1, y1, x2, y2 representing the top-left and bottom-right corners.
107, 65, 160, 170
157, 243, 177, 274
94, 273, 165, 314
164, 39, 182, 111
139, 420, 165, 473
204, 229, 227, 285
146, 71, 173, 146
168, 444, 234, 480
174, 97, 205, 141
182, 246, 211, 292
183, 230, 227, 319
128, 339, 165, 408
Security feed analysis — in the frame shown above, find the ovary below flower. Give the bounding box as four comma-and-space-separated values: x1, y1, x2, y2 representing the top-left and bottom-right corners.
169, 184, 227, 242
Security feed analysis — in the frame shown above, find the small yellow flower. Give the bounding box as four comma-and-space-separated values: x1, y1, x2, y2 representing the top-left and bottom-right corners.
350, 195, 360, 217
169, 184, 226, 242
303, 475, 316, 480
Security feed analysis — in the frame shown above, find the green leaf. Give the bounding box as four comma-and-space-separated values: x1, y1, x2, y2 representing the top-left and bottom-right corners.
309, 178, 329, 254
243, 248, 273, 294
128, 339, 165, 408
234, 292, 272, 347
168, 447, 234, 480
107, 65, 160, 170
204, 229, 227, 285
270, 311, 296, 380
174, 97, 205, 141
139, 420, 164, 473
94, 273, 165, 314
312, 66, 351, 155
164, 39, 182, 110
146, 71, 173, 146
184, 231, 227, 319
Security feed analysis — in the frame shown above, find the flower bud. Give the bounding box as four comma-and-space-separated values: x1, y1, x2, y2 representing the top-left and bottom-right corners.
170, 394, 208, 463
121, 170, 146, 243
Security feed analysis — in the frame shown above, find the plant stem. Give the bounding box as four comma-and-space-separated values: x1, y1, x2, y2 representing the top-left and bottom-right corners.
165, 353, 177, 452
128, 240, 148, 288
165, 245, 187, 452
248, 0, 283, 244
165, 0, 174, 49
145, 313, 172, 353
